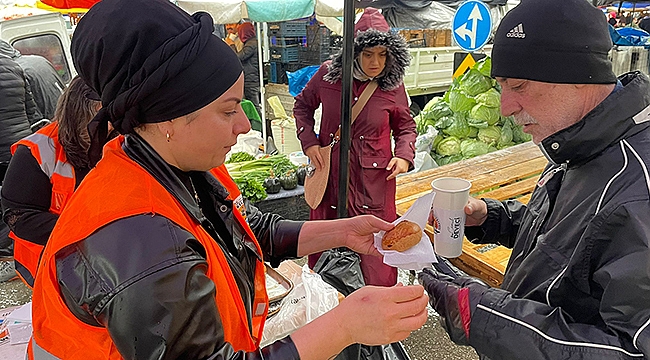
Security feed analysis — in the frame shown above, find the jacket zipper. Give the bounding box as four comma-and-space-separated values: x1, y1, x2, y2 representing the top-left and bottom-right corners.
537, 163, 567, 187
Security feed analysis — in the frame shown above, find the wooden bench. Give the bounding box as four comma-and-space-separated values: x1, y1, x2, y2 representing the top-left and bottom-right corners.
395, 142, 546, 287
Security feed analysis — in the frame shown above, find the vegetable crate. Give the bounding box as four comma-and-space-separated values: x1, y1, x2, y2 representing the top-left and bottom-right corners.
609, 45, 649, 76
269, 62, 305, 84
270, 45, 300, 63
298, 47, 332, 65
269, 36, 305, 47
269, 62, 286, 84
268, 20, 308, 37
305, 24, 331, 50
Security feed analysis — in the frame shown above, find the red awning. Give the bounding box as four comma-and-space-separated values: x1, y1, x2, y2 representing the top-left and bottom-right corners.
39, 0, 99, 10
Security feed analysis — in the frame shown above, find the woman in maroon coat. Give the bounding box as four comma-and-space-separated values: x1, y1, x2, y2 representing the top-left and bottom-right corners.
294, 8, 416, 286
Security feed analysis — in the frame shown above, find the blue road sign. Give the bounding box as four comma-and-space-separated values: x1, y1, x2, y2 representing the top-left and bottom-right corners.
452, 0, 492, 52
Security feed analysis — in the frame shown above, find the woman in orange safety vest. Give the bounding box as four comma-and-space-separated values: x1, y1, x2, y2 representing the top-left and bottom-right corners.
29, 1, 429, 359
1, 76, 101, 287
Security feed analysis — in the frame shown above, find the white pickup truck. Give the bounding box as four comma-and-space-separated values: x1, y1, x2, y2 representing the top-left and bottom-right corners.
404, 44, 492, 97
0, 12, 75, 84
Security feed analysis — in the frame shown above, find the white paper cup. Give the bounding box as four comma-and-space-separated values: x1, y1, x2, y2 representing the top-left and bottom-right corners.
431, 177, 471, 258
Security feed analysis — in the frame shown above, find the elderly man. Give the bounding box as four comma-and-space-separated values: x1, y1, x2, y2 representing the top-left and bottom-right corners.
419, 0, 650, 359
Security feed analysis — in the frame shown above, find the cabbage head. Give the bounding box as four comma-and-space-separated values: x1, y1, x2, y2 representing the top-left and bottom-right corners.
460, 139, 489, 158
442, 113, 472, 138
432, 133, 444, 150
475, 88, 501, 108
449, 90, 476, 113
471, 104, 501, 126
436, 136, 461, 156
434, 154, 464, 166
478, 126, 501, 145
512, 122, 533, 143
460, 69, 492, 96
474, 57, 492, 77
498, 119, 514, 147
468, 126, 479, 138
423, 97, 442, 112
467, 117, 489, 129
435, 115, 454, 130
427, 101, 454, 122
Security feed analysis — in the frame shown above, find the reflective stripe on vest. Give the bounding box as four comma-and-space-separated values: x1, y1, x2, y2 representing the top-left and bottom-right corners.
29, 338, 59, 360
30, 137, 268, 360
9, 123, 76, 288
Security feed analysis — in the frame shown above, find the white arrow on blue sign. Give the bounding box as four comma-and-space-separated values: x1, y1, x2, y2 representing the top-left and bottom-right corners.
452, 0, 492, 52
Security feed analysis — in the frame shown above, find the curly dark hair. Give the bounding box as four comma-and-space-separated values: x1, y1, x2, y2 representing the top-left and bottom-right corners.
56, 76, 101, 170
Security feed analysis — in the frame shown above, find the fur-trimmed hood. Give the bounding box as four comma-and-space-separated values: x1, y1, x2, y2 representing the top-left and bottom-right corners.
324, 8, 410, 92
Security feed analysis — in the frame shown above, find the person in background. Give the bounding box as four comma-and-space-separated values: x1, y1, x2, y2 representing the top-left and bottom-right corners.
28, 1, 429, 358
294, 8, 417, 287
224, 22, 243, 52
608, 12, 617, 27
0, 39, 65, 120
1, 76, 100, 287
0, 53, 42, 282
231, 22, 262, 124
0, 54, 41, 164
639, 13, 650, 33
419, 0, 650, 358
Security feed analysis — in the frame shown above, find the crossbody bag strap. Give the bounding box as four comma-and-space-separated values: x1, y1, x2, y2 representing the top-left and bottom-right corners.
333, 80, 379, 142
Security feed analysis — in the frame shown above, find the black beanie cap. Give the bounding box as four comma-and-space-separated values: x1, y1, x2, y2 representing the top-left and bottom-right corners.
491, 0, 617, 85
72, 0, 243, 165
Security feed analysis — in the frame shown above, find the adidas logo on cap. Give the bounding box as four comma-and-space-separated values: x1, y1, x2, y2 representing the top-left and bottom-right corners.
506, 23, 526, 39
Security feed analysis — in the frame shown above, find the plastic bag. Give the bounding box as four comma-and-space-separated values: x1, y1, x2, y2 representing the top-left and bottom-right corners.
313, 248, 365, 296
268, 96, 302, 155
287, 65, 320, 97
411, 151, 437, 174
226, 130, 263, 160
415, 125, 438, 153
260, 265, 339, 347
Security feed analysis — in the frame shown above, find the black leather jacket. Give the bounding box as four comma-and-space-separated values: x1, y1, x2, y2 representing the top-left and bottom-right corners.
56, 134, 303, 359
465, 72, 650, 359
0, 54, 40, 163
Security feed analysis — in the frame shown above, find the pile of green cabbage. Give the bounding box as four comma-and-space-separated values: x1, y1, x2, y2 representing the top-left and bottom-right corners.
414, 57, 532, 166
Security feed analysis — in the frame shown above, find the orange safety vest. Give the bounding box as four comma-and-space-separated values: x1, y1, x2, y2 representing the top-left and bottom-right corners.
9, 122, 76, 287
30, 137, 268, 359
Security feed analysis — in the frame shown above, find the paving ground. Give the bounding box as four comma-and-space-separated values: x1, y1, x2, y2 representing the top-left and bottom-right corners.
0, 262, 477, 360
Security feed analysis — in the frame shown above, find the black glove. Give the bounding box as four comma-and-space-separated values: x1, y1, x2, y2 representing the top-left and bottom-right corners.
418, 267, 489, 345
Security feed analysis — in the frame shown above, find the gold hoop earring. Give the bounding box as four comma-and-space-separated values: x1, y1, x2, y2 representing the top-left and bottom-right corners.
166, 132, 170, 142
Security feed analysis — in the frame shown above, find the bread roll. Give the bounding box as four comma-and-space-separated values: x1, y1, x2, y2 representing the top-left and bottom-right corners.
382, 220, 422, 252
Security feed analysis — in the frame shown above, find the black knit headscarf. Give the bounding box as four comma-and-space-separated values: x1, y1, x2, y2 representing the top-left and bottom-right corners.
72, 0, 243, 165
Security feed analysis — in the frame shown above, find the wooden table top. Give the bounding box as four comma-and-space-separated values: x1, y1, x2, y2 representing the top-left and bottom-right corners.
395, 142, 546, 287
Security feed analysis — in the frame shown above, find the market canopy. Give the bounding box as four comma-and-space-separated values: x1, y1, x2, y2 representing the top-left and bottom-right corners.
0, 4, 50, 20
606, 1, 650, 10
38, 0, 94, 11
177, 0, 352, 23
594, 0, 649, 6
